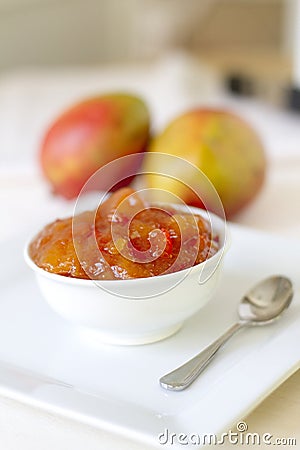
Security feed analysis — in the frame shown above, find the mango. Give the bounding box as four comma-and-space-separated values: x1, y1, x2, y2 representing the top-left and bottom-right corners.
40, 93, 150, 199
144, 109, 266, 218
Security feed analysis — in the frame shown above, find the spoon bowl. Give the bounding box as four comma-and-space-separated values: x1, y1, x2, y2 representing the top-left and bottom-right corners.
239, 275, 294, 324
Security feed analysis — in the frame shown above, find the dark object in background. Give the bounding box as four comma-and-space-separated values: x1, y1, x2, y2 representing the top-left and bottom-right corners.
287, 86, 300, 112
225, 74, 253, 96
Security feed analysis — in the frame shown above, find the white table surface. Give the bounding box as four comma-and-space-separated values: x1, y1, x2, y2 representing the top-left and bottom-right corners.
1, 55, 300, 449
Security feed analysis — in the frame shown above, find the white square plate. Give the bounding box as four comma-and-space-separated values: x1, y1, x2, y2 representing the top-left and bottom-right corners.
1, 224, 299, 449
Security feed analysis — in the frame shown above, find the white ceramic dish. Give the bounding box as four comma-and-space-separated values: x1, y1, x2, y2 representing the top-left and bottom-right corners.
0, 224, 299, 449
24, 206, 227, 345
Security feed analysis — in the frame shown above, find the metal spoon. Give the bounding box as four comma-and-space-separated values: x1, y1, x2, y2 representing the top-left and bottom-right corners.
160, 275, 293, 391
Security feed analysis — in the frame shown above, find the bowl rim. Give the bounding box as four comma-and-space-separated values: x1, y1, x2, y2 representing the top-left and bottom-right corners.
24, 203, 228, 287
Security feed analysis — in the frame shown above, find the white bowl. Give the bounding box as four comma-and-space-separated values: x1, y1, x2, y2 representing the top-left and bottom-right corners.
24, 206, 228, 345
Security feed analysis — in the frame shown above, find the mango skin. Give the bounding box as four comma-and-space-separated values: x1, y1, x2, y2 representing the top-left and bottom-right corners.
40, 93, 150, 199
145, 109, 266, 218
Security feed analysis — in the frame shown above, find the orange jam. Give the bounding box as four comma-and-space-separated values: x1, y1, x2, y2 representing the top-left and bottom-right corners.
29, 188, 219, 280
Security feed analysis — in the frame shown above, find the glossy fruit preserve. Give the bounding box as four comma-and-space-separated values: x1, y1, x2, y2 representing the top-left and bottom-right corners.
29, 188, 219, 280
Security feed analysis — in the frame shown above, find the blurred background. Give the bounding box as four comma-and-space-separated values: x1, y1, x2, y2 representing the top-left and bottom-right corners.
1, 0, 299, 88
0, 0, 298, 71
0, 0, 300, 238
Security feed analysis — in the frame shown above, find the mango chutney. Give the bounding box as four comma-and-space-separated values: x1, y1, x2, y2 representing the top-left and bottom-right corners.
29, 188, 219, 280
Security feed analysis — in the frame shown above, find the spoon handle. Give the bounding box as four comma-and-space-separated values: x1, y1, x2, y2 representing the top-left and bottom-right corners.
159, 322, 245, 391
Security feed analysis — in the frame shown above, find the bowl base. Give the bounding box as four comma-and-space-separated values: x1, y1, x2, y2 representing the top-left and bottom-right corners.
79, 322, 184, 346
